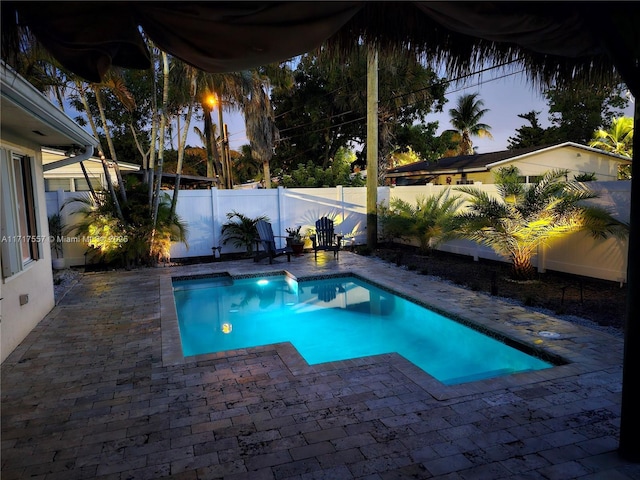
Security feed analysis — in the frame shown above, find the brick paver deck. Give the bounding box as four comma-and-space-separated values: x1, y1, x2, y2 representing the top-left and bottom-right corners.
2, 252, 639, 479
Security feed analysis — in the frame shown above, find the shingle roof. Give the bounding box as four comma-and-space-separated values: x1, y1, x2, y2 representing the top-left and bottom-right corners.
387, 144, 553, 175
386, 142, 631, 177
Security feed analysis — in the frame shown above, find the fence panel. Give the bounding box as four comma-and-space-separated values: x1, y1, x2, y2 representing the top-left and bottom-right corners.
46, 181, 630, 282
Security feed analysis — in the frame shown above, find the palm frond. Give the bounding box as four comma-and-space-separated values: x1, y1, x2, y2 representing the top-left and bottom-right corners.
454, 165, 629, 279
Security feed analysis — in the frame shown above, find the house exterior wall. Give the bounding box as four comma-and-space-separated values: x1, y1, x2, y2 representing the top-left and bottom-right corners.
42, 150, 138, 192
1, 135, 55, 364
489, 146, 626, 182
396, 145, 630, 186
43, 164, 104, 192
431, 171, 493, 185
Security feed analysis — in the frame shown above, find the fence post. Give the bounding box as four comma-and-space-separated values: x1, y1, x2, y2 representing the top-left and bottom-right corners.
277, 186, 285, 239
537, 243, 547, 273
211, 187, 219, 252
337, 185, 344, 239
56, 189, 65, 216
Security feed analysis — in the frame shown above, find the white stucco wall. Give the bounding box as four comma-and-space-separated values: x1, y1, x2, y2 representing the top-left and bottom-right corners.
492, 145, 628, 182
1, 136, 55, 363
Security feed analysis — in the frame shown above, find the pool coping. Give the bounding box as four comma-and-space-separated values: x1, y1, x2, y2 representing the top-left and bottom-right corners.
161, 269, 620, 401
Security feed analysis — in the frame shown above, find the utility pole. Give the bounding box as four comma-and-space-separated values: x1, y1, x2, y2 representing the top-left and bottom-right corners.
223, 123, 233, 189
216, 96, 230, 189
366, 46, 378, 250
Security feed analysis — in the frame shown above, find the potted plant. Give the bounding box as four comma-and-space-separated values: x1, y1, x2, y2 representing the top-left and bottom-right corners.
221, 211, 268, 257
285, 226, 305, 255
48, 213, 66, 270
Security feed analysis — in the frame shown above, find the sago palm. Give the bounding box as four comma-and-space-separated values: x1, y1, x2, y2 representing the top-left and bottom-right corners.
379, 189, 464, 254
455, 167, 628, 280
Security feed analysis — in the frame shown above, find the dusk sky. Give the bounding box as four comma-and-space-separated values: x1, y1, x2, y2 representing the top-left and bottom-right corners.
196, 66, 635, 156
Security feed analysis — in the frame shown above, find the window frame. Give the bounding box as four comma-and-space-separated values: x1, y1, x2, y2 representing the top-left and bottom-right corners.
1, 148, 42, 278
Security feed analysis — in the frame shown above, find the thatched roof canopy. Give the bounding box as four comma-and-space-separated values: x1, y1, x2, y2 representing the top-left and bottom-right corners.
2, 2, 638, 95
2, 1, 640, 461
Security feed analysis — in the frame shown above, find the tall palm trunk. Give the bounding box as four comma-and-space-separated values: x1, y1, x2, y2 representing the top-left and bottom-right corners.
147, 47, 160, 204
244, 79, 278, 189
171, 68, 197, 216
77, 82, 123, 221
94, 87, 127, 202
511, 250, 536, 280
203, 108, 222, 180
150, 51, 170, 260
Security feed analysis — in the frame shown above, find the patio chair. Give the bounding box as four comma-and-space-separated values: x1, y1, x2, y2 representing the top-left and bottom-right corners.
310, 217, 343, 260
254, 220, 292, 264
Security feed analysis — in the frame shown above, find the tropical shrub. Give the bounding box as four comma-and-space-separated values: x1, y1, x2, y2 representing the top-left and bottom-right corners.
221, 211, 268, 256
455, 167, 629, 280
378, 189, 464, 254
67, 180, 188, 268
574, 172, 597, 182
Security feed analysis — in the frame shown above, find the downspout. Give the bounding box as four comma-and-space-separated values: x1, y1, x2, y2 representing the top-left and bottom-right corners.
42, 145, 95, 172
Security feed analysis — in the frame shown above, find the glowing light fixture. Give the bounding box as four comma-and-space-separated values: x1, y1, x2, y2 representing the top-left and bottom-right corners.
257, 279, 269, 286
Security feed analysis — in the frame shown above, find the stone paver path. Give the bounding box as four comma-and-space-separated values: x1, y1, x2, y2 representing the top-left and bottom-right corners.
2, 252, 639, 479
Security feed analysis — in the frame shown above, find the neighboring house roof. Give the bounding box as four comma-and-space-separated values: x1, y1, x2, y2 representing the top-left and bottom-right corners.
1, 61, 97, 149
42, 147, 140, 172
129, 170, 217, 189
386, 142, 632, 178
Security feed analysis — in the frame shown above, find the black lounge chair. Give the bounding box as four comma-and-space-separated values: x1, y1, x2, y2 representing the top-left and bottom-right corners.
254, 219, 292, 264
310, 217, 343, 260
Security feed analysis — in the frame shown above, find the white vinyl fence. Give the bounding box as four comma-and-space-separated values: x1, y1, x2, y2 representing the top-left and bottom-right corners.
46, 181, 631, 282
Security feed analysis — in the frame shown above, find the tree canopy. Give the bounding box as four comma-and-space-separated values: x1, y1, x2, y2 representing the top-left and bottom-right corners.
270, 47, 447, 175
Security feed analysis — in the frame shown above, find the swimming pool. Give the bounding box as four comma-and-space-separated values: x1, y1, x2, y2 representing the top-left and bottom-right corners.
172, 274, 555, 385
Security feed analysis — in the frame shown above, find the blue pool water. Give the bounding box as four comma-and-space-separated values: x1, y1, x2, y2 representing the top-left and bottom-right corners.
173, 275, 554, 385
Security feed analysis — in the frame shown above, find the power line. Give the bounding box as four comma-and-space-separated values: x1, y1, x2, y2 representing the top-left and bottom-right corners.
387, 59, 522, 103
279, 67, 528, 144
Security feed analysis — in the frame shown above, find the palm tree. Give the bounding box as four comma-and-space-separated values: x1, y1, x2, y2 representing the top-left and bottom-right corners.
243, 79, 279, 188
589, 116, 634, 158
455, 167, 629, 280
446, 93, 493, 155
220, 211, 268, 256
379, 189, 464, 254
234, 144, 261, 184
67, 180, 187, 268
167, 61, 198, 216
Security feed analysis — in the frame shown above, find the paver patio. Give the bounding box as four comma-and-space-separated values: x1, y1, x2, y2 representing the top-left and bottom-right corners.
2, 251, 639, 479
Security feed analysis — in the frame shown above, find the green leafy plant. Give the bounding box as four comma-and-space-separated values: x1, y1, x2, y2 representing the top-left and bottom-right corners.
285, 225, 303, 243
455, 166, 629, 280
67, 180, 188, 268
221, 211, 268, 256
378, 189, 464, 254
574, 172, 597, 182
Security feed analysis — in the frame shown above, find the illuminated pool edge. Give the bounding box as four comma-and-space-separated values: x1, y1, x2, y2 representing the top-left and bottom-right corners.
169, 271, 568, 385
